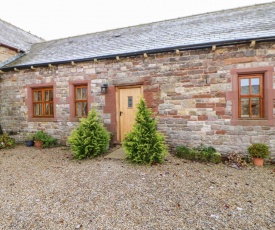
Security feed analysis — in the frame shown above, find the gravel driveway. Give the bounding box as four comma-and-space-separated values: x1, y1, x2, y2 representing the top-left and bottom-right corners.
0, 145, 274, 229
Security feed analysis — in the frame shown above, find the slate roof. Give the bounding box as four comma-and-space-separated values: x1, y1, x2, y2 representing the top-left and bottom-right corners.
0, 19, 44, 52
2, 2, 275, 70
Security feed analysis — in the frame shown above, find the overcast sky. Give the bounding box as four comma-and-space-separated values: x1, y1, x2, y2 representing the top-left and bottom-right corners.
1, 0, 274, 40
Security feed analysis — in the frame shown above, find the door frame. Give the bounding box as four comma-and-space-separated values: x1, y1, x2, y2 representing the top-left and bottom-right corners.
116, 85, 143, 142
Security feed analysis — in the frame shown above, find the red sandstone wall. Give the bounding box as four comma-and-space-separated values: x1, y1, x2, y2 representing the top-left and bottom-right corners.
0, 41, 275, 160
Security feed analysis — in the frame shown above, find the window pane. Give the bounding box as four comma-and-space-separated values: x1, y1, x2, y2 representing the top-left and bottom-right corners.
128, 96, 133, 108
49, 90, 53, 101
240, 79, 249, 95
251, 78, 260, 94
34, 104, 42, 116
45, 103, 49, 115
83, 102, 87, 116
76, 88, 81, 100
82, 87, 87, 99
34, 104, 38, 116
50, 103, 54, 115
45, 90, 49, 101
76, 102, 82, 117
251, 98, 260, 117
38, 91, 42, 101
34, 91, 38, 102
241, 98, 249, 118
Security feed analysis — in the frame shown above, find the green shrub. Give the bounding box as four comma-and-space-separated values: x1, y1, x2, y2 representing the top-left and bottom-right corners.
189, 149, 200, 161
122, 98, 167, 164
34, 131, 57, 148
68, 109, 110, 160
175, 144, 221, 163
0, 134, 15, 149
176, 146, 191, 159
194, 144, 216, 154
209, 152, 222, 164
200, 150, 211, 161
248, 143, 270, 159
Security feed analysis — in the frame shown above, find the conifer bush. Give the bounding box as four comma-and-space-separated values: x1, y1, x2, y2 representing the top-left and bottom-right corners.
122, 98, 167, 164
68, 109, 110, 160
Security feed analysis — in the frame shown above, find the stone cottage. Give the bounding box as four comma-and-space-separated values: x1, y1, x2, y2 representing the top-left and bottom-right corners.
1, 3, 275, 160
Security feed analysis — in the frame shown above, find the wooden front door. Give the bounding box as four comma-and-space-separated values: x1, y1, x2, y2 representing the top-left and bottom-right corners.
117, 86, 142, 141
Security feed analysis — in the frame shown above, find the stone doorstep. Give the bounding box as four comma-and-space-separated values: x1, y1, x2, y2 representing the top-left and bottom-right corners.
104, 147, 126, 160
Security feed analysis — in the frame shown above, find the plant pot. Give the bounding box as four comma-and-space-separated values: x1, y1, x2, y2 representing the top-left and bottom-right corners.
253, 157, 264, 166
25, 140, 34, 147
34, 141, 43, 148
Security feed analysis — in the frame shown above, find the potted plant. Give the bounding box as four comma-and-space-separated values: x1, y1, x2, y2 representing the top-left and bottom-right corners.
34, 131, 45, 148
33, 131, 57, 148
25, 133, 34, 147
247, 143, 270, 166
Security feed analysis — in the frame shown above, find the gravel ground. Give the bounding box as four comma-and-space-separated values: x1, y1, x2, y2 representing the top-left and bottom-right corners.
0, 145, 274, 230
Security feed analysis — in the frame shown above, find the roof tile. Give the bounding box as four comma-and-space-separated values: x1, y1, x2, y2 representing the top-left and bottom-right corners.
3, 2, 275, 69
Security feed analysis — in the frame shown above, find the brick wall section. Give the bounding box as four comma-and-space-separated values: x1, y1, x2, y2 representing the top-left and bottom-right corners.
1, 41, 275, 160
0, 46, 17, 63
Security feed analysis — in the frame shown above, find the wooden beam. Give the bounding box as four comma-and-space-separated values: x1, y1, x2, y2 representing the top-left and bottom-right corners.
143, 53, 148, 58
116, 56, 120, 61
94, 59, 98, 63
71, 61, 76, 65
0, 70, 4, 74
250, 40, 256, 47
212, 45, 216, 51
175, 49, 180, 55
48, 64, 53, 68
14, 68, 19, 72
31, 66, 36, 70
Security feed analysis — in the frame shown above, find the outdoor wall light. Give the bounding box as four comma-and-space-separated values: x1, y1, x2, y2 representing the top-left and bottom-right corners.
101, 83, 108, 93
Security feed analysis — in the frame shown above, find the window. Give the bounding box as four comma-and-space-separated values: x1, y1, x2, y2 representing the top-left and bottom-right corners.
26, 83, 57, 121
226, 66, 274, 126
68, 81, 91, 121
239, 74, 263, 118
75, 85, 88, 117
33, 87, 54, 117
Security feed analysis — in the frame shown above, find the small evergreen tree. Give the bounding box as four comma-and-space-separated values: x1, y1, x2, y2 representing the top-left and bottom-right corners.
123, 98, 167, 164
68, 109, 110, 160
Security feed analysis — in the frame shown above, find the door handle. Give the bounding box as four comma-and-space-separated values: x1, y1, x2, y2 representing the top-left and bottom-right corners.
120, 111, 123, 116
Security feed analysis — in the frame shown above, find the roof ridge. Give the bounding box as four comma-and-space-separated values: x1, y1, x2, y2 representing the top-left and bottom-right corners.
0, 18, 45, 42
33, 1, 275, 44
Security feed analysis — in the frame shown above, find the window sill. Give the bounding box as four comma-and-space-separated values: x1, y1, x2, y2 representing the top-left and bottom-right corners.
231, 119, 274, 126
28, 117, 57, 122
